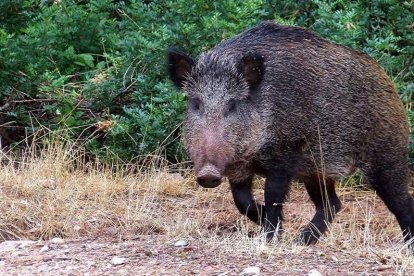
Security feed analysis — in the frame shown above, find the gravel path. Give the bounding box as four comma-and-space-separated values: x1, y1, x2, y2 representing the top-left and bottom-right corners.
0, 235, 407, 275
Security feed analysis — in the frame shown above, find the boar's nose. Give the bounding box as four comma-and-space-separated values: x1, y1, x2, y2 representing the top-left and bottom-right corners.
197, 173, 222, 188
196, 164, 222, 188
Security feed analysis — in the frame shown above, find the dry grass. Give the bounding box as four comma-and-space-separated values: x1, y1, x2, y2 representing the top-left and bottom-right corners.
1, 142, 414, 273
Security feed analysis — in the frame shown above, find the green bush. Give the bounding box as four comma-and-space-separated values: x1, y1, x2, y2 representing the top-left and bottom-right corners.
1, 0, 413, 164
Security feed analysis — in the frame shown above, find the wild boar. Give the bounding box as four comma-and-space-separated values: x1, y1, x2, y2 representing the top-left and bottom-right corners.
167, 21, 414, 247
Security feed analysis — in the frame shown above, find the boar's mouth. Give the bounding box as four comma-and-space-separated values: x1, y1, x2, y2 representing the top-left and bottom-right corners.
196, 163, 222, 188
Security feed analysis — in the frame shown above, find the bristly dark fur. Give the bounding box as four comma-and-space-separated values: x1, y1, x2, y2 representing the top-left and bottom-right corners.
167, 21, 414, 251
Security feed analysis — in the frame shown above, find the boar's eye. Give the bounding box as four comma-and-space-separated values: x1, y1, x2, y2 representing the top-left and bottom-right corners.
224, 99, 237, 116
188, 97, 203, 113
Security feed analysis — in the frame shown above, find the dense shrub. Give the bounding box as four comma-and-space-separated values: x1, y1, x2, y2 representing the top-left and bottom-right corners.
0, 0, 413, 164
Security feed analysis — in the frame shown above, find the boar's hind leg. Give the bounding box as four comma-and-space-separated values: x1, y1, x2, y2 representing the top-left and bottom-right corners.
363, 164, 414, 249
230, 177, 264, 225
296, 175, 341, 245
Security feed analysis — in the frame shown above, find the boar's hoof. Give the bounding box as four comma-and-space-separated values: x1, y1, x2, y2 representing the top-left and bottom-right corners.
294, 230, 319, 246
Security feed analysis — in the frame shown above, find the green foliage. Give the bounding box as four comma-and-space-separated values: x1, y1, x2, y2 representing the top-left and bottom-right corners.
1, 0, 413, 164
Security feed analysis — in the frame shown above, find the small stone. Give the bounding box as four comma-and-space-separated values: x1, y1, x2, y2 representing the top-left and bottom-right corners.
11, 251, 23, 258
111, 256, 127, 265
308, 269, 322, 276
259, 244, 269, 253
331, 256, 338, 262
0, 241, 17, 252
241, 266, 260, 275
18, 240, 36, 249
118, 269, 128, 274
174, 240, 188, 247
40, 245, 50, 253
0, 240, 35, 252
372, 265, 392, 271
51, 237, 65, 244
86, 260, 96, 267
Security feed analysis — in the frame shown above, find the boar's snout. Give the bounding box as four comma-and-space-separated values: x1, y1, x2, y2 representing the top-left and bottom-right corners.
196, 164, 222, 188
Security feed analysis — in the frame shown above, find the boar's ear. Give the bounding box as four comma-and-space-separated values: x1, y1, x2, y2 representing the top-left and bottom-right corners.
237, 53, 264, 91
167, 49, 194, 89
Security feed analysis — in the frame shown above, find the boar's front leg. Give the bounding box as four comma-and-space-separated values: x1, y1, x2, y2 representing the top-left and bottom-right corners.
230, 176, 264, 225
263, 174, 291, 241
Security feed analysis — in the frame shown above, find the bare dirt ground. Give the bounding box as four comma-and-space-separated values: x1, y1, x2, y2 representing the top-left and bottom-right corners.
0, 235, 400, 275
1, 186, 413, 275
